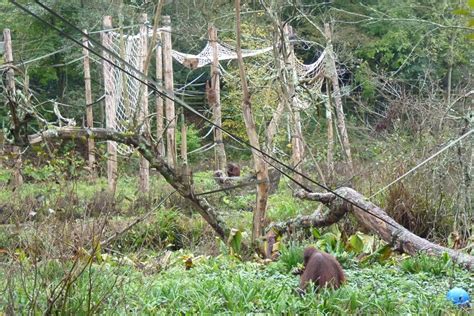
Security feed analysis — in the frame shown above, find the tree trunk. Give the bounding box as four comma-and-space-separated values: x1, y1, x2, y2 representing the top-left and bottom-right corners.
325, 79, 335, 181
82, 30, 96, 180
101, 16, 118, 195
3, 29, 23, 188
265, 101, 285, 153
155, 34, 165, 156
235, 0, 269, 243
180, 112, 188, 165
324, 23, 353, 175
209, 24, 227, 171
285, 25, 305, 183
162, 15, 177, 168
138, 13, 150, 193
264, 18, 287, 153
271, 187, 474, 270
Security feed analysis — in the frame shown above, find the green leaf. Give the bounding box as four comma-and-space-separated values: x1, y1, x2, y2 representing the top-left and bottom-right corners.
228, 229, 242, 256
329, 224, 342, 239
468, 0, 474, 9
312, 228, 321, 239
347, 234, 364, 254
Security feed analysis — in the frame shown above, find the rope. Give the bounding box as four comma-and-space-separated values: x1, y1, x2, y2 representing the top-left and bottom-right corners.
0, 46, 71, 71
175, 72, 206, 92
369, 129, 473, 199
201, 125, 215, 139
188, 142, 216, 155
51, 55, 84, 67
102, 22, 148, 155
196, 178, 271, 196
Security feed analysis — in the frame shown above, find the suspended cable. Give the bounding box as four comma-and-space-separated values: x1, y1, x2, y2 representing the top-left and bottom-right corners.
188, 142, 216, 155
9, 46, 70, 68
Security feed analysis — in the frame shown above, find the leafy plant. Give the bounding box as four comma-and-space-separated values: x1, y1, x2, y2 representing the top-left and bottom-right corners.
276, 242, 304, 273
400, 253, 454, 276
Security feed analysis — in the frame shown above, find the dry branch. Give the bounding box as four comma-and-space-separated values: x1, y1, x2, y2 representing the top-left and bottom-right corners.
271, 187, 474, 270
28, 127, 229, 240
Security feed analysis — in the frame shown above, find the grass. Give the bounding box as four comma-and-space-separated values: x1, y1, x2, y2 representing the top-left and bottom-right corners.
1, 253, 472, 314
0, 132, 472, 315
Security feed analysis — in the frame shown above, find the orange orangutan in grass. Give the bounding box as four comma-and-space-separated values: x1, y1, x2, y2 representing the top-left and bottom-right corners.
297, 246, 346, 293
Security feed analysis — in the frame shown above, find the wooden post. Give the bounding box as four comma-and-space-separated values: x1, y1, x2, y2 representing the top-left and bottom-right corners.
265, 22, 286, 153
162, 16, 177, 168
235, 0, 269, 243
208, 24, 227, 171
82, 30, 96, 180
101, 16, 118, 194
324, 23, 353, 174
180, 112, 188, 165
156, 34, 165, 156
284, 24, 304, 183
325, 79, 335, 181
3, 28, 23, 188
139, 13, 150, 193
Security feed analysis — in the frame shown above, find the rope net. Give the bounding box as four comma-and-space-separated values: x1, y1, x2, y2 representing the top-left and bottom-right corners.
171, 41, 326, 80
103, 31, 146, 154
102, 28, 327, 153
172, 41, 272, 69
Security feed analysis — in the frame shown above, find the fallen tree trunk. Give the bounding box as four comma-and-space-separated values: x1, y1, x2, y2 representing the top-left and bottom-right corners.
28, 127, 229, 240
270, 187, 474, 270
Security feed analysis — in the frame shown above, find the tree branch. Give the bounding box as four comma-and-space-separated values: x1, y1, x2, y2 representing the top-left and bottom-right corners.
28, 127, 229, 240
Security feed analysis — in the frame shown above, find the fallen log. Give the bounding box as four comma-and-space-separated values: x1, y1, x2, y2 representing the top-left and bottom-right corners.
270, 187, 474, 270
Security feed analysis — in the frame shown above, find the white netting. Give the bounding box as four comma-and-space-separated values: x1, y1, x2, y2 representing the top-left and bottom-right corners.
102, 28, 327, 154
295, 50, 326, 78
172, 42, 272, 69
172, 41, 326, 81
104, 31, 146, 154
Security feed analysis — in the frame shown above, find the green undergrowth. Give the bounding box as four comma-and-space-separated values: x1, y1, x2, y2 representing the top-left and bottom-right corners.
0, 252, 472, 314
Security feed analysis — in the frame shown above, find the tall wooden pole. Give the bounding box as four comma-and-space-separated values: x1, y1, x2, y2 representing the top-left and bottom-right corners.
156, 34, 165, 156
265, 19, 286, 153
284, 24, 304, 183
101, 16, 118, 194
3, 28, 23, 188
162, 16, 177, 168
208, 24, 227, 171
325, 79, 335, 181
235, 0, 269, 243
324, 23, 353, 174
139, 13, 150, 192
82, 29, 96, 180
180, 112, 188, 165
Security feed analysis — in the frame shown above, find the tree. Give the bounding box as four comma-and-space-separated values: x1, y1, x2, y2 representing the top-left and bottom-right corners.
235, 0, 269, 244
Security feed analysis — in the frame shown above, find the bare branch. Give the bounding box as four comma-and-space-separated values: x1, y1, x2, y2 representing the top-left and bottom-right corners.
28, 127, 229, 240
